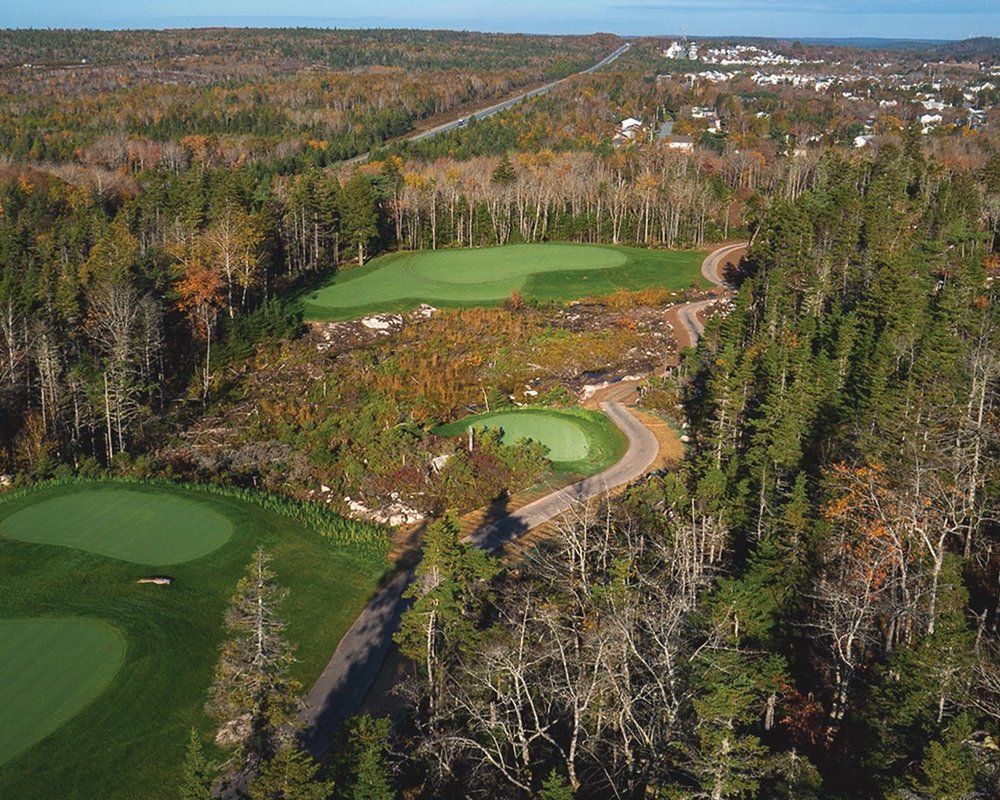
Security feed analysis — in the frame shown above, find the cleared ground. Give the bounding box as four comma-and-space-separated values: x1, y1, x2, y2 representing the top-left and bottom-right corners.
302, 243, 704, 320
0, 618, 125, 766
0, 482, 387, 800
0, 487, 232, 565
435, 407, 627, 476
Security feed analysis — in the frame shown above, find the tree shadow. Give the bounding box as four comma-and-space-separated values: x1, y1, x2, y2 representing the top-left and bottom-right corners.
479, 492, 512, 528
721, 253, 751, 287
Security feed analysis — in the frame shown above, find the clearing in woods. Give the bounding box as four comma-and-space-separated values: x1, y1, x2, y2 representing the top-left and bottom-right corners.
302, 242, 705, 320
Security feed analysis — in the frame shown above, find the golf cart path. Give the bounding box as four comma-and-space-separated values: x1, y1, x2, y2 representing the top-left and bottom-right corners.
300, 241, 743, 756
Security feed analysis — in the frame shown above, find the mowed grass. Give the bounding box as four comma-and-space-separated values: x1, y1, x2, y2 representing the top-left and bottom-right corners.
435, 407, 627, 476
302, 243, 705, 320
0, 487, 232, 565
0, 482, 388, 800
0, 618, 125, 766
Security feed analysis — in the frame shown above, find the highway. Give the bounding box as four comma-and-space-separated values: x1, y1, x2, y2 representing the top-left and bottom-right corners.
343, 42, 631, 165
408, 43, 630, 143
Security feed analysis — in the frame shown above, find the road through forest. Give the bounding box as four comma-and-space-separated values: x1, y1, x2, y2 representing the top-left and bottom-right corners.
300, 241, 744, 756
344, 42, 631, 165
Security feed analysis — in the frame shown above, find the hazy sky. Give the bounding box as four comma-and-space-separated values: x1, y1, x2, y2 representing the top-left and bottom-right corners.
1, 0, 997, 40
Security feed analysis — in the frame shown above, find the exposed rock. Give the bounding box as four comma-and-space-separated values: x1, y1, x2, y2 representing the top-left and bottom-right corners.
361, 313, 404, 332
215, 714, 251, 748
430, 453, 452, 473
345, 496, 424, 527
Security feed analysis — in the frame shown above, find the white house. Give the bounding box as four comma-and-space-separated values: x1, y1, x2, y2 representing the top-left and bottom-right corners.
613, 118, 644, 147
920, 113, 943, 132
663, 41, 685, 59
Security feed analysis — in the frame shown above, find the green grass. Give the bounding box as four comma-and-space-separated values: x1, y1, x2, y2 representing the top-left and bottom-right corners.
301, 243, 705, 320
435, 407, 627, 476
0, 482, 388, 800
0, 487, 233, 565
0, 618, 125, 766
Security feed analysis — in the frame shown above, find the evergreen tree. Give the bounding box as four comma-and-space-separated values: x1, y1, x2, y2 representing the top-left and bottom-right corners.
179, 727, 215, 800
491, 152, 518, 186
897, 715, 978, 800
248, 744, 334, 800
538, 768, 574, 800
395, 514, 498, 720
331, 715, 394, 800
340, 174, 379, 266
207, 546, 301, 775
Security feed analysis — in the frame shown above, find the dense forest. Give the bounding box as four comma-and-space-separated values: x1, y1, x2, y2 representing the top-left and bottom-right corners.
2, 28, 1000, 798
384, 143, 1000, 799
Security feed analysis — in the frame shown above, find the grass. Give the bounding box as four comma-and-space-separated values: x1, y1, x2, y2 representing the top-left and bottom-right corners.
0, 618, 125, 766
0, 487, 233, 565
301, 243, 705, 321
0, 482, 388, 800
435, 407, 628, 476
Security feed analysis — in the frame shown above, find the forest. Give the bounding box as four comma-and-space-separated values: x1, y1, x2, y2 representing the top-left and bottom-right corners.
1, 27, 1000, 799
382, 140, 1000, 800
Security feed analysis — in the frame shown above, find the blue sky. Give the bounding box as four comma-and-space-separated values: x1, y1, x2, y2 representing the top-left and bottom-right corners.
1, 1, 997, 40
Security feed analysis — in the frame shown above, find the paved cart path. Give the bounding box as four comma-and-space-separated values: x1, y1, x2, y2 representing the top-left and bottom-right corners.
300, 240, 744, 756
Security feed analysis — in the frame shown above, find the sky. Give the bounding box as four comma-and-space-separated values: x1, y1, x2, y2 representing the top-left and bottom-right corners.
1, 0, 997, 41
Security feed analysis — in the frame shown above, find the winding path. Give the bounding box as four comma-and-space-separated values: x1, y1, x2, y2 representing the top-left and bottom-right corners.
668, 242, 746, 349
300, 241, 744, 756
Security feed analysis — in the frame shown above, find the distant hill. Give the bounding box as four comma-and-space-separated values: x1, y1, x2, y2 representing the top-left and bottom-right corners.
795, 37, 949, 48
793, 35, 1000, 59
931, 36, 1000, 60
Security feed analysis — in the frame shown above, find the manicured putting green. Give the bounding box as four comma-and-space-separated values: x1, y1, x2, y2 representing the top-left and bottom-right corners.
436, 407, 629, 476
0, 487, 232, 565
461, 410, 592, 462
302, 242, 704, 320
0, 481, 386, 799
0, 617, 124, 766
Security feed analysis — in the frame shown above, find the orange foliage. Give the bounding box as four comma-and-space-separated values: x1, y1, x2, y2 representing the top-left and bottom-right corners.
174, 262, 224, 338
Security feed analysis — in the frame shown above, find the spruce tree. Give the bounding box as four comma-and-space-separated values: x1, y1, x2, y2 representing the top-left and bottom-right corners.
331, 715, 394, 800
207, 546, 301, 775
395, 514, 498, 720
538, 768, 574, 800
248, 745, 333, 800
179, 727, 215, 800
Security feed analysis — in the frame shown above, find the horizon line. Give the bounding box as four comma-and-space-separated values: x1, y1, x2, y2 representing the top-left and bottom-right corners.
0, 22, 981, 44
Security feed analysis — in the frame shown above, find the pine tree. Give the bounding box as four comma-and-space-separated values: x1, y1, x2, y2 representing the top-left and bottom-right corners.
331, 714, 394, 800
491, 152, 517, 186
340, 174, 379, 266
207, 546, 301, 774
248, 744, 334, 800
905, 714, 978, 800
179, 727, 215, 800
538, 768, 574, 800
395, 514, 498, 720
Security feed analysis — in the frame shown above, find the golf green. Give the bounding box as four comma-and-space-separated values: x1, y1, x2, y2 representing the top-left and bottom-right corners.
463, 411, 591, 462
435, 407, 628, 475
0, 487, 232, 565
0, 481, 387, 800
0, 618, 125, 766
302, 243, 704, 320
